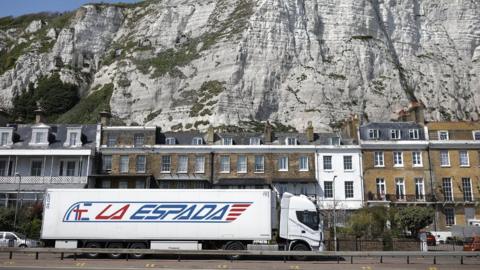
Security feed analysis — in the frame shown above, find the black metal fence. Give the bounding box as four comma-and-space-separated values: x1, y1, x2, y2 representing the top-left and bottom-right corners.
324, 238, 463, 251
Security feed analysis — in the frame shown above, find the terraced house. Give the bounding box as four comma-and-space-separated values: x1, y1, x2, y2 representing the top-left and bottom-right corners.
0, 111, 97, 207
359, 122, 434, 212
427, 122, 480, 230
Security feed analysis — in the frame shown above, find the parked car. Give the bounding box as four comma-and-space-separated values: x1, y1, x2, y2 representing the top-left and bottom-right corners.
463, 236, 480, 251
0, 232, 42, 248
426, 232, 436, 246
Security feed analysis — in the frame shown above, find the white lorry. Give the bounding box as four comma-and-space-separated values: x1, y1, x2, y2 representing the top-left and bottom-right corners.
41, 189, 322, 258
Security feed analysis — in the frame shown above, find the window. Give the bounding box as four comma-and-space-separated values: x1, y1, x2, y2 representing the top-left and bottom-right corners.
474, 131, 480, 140
118, 180, 128, 189
120, 156, 129, 173
323, 181, 333, 198
254, 155, 264, 173
107, 135, 116, 147
329, 137, 340, 145
249, 137, 261, 145
345, 181, 354, 198
415, 178, 425, 200
35, 132, 45, 144
223, 138, 233, 145
343, 156, 352, 170
237, 155, 247, 173
135, 180, 145, 189
368, 129, 379, 139
102, 155, 112, 171
412, 151, 423, 167
161, 156, 171, 172
220, 156, 230, 173
438, 131, 449, 140
136, 155, 146, 173
178, 155, 188, 173
393, 151, 403, 167
445, 208, 455, 226
0, 160, 7, 176
0, 132, 9, 145
442, 178, 453, 201
286, 137, 297, 145
376, 178, 386, 200
395, 178, 405, 200
390, 129, 401, 139
462, 178, 473, 202
195, 156, 205, 173
69, 132, 78, 146
165, 137, 176, 145
299, 156, 309, 171
409, 129, 419, 139
323, 156, 332, 170
374, 151, 384, 167
440, 150, 450, 166
66, 161, 76, 176
192, 137, 203, 145
278, 156, 288, 171
30, 160, 42, 176
134, 134, 145, 146
101, 179, 111, 188
296, 211, 319, 230
459, 151, 469, 167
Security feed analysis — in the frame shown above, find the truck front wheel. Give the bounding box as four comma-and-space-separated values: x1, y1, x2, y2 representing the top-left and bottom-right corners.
291, 242, 310, 261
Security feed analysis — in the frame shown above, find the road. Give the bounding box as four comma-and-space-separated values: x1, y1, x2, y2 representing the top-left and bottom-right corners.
1, 253, 480, 270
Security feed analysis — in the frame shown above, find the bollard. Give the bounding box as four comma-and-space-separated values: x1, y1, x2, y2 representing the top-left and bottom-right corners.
9, 251, 12, 260
380, 256, 383, 264
407, 256, 409, 264
177, 255, 181, 262
433, 256, 436, 265
461, 256, 463, 265
126, 253, 129, 261
35, 252, 39, 260
283, 256, 286, 263
61, 252, 64, 260
337, 256, 340, 264
350, 256, 353, 264
74, 253, 77, 261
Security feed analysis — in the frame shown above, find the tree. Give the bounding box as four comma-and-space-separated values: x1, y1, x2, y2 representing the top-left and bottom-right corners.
347, 206, 393, 239
395, 206, 434, 237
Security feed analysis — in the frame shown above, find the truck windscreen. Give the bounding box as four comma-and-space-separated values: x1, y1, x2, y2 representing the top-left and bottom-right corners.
296, 211, 319, 230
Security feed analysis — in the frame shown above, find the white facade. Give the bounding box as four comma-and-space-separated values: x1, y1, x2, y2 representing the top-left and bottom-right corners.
315, 146, 363, 210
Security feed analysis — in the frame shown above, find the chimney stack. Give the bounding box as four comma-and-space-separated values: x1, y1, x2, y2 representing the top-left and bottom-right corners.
306, 121, 314, 142
264, 121, 273, 144
99, 111, 111, 126
206, 125, 215, 144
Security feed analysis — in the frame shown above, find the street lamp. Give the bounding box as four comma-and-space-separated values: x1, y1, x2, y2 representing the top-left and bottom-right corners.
332, 175, 338, 252
13, 173, 22, 230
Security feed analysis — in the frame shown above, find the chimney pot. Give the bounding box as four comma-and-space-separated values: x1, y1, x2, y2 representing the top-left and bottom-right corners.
306, 121, 314, 142
264, 121, 273, 144
99, 110, 111, 126
206, 125, 215, 144
34, 108, 46, 124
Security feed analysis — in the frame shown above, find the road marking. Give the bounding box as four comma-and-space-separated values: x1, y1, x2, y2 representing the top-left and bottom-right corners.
428, 267, 438, 270
217, 264, 229, 269
361, 267, 372, 270
3, 262, 15, 265
145, 264, 155, 268
289, 265, 301, 270
75, 262, 86, 267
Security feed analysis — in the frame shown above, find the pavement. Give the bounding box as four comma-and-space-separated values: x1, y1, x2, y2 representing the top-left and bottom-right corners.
1, 253, 480, 270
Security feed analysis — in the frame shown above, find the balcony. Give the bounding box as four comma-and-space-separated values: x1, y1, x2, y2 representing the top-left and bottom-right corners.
0, 176, 88, 184
437, 196, 478, 204
367, 192, 435, 203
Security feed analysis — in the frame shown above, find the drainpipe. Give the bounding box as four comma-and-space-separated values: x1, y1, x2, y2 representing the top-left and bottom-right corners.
210, 152, 214, 188
427, 145, 437, 231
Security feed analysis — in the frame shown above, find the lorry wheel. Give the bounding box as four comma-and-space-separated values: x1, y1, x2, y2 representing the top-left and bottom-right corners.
19, 244, 27, 248
129, 243, 147, 259
224, 241, 245, 260
291, 243, 309, 261
84, 242, 102, 258
107, 243, 124, 259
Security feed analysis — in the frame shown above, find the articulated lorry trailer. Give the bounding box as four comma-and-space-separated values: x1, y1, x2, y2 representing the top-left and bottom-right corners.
41, 189, 323, 258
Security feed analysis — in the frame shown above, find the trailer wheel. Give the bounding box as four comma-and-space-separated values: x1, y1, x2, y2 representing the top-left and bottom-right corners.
107, 243, 124, 259
129, 243, 147, 259
291, 242, 310, 261
84, 242, 102, 259
224, 241, 245, 260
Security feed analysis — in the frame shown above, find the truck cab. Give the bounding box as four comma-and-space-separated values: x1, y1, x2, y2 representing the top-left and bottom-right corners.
279, 193, 322, 251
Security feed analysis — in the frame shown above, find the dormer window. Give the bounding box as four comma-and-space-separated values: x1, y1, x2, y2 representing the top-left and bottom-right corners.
30, 125, 49, 146
249, 137, 261, 145
409, 129, 419, 139
473, 131, 480, 140
192, 137, 203, 145
106, 135, 117, 147
438, 131, 449, 140
329, 137, 340, 145
134, 133, 145, 146
390, 129, 401, 140
64, 127, 82, 147
368, 129, 379, 139
286, 137, 297, 145
223, 138, 233, 145
165, 137, 176, 145
0, 128, 13, 146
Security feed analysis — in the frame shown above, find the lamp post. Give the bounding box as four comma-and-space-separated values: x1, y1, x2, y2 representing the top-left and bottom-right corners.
332, 175, 338, 251
13, 173, 22, 230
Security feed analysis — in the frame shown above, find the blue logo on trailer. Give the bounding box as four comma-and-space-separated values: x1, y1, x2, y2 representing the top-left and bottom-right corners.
63, 202, 252, 223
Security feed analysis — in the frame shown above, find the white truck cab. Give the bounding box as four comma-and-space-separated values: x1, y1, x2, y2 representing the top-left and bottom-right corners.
280, 193, 322, 251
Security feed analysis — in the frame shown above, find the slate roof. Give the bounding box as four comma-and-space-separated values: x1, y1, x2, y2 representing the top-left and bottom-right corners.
359, 122, 425, 141
5, 124, 97, 149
